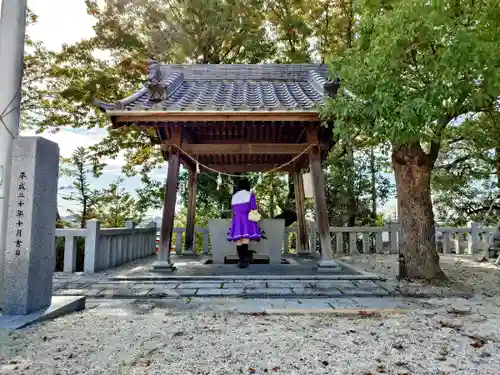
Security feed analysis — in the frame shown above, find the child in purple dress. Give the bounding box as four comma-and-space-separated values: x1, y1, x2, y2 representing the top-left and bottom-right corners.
228, 179, 261, 268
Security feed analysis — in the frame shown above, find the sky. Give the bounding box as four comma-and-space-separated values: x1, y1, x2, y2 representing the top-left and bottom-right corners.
0, 0, 167, 218
1, 0, 398, 220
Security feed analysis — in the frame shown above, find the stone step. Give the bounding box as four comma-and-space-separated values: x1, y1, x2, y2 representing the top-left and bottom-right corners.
108, 274, 385, 281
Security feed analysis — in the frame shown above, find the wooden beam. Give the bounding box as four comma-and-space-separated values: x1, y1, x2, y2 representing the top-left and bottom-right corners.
112, 111, 319, 123
201, 164, 293, 173
154, 126, 182, 269
307, 124, 334, 262
184, 169, 197, 255
293, 169, 310, 255
161, 143, 316, 155
180, 154, 196, 170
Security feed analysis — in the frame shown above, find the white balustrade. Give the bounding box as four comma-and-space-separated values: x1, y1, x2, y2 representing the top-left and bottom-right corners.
55, 220, 157, 274
56, 220, 498, 274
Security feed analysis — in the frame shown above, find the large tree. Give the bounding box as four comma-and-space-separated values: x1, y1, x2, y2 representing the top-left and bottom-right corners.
322, 0, 500, 279
59, 147, 101, 228
94, 177, 145, 227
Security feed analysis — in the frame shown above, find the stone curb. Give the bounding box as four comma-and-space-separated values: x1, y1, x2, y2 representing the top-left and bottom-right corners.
54, 292, 396, 299
108, 275, 387, 281
53, 291, 470, 300
243, 308, 412, 316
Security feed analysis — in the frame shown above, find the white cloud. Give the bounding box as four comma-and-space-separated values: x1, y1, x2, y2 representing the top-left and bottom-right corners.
26, 0, 96, 52
20, 127, 127, 168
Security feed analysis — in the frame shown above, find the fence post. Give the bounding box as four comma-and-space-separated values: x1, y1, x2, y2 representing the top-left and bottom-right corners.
308, 221, 317, 254
175, 229, 183, 255
84, 219, 101, 274
125, 221, 137, 260
283, 230, 290, 254
147, 221, 157, 256
203, 229, 210, 255
467, 221, 479, 255
389, 222, 399, 254
63, 234, 77, 273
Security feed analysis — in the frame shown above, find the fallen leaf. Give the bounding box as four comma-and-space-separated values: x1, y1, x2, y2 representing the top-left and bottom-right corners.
271, 366, 280, 372
360, 311, 380, 318
251, 312, 268, 316
470, 340, 485, 348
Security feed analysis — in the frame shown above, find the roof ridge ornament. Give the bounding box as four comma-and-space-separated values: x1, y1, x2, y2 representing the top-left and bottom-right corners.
147, 58, 166, 103
324, 77, 341, 98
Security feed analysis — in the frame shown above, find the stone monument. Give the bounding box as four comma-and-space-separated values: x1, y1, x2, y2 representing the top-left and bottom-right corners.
0, 137, 85, 326
2, 137, 59, 314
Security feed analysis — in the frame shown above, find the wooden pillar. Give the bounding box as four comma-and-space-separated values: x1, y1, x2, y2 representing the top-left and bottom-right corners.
184, 168, 197, 255
153, 126, 182, 270
293, 169, 310, 255
307, 125, 339, 268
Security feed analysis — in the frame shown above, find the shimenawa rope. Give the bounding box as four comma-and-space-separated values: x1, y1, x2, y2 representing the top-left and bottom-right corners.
167, 143, 318, 178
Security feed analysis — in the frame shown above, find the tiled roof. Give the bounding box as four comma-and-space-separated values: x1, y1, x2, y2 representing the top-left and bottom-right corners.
94, 61, 339, 113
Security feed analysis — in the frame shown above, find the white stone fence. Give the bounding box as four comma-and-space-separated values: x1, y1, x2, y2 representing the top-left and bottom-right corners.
56, 219, 157, 274
170, 222, 497, 257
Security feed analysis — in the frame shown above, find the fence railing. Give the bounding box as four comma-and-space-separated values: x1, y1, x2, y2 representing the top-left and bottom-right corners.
55, 220, 157, 274
167, 222, 497, 257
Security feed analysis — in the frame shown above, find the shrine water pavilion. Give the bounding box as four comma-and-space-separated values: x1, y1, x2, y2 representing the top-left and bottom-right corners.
94, 62, 341, 271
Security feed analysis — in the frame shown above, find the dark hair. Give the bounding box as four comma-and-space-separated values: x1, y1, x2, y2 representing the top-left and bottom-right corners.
234, 178, 251, 193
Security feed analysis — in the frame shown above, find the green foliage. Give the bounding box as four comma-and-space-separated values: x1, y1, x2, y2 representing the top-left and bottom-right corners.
432, 111, 500, 225
94, 177, 146, 228
179, 171, 233, 225
28, 0, 500, 235
323, 0, 500, 151
324, 144, 393, 226
60, 147, 101, 228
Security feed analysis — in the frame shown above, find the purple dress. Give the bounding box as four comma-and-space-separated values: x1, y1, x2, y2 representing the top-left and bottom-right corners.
227, 190, 261, 242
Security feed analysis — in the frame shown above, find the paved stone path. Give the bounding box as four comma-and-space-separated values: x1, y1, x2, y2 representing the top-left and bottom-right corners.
53, 276, 396, 299
84, 296, 416, 314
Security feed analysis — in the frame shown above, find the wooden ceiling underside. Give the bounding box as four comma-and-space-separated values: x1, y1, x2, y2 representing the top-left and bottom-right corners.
112, 118, 334, 171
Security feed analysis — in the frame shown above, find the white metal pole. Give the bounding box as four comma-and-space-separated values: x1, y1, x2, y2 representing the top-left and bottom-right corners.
0, 0, 28, 305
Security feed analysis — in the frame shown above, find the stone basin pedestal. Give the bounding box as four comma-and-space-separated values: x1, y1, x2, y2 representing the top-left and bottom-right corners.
208, 219, 285, 264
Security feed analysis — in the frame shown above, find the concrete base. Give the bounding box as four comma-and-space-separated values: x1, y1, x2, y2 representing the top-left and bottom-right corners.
317, 259, 341, 271
0, 296, 85, 330
151, 260, 176, 271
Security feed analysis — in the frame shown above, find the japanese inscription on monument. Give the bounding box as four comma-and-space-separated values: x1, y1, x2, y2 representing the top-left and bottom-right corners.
15, 172, 27, 255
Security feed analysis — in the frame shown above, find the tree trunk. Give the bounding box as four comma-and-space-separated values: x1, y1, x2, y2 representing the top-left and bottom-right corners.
370, 146, 377, 225
346, 136, 357, 226
496, 147, 500, 189
392, 142, 446, 280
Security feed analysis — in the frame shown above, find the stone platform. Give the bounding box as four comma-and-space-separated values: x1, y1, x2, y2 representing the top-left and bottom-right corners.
51, 255, 393, 299
53, 278, 394, 299
110, 255, 372, 279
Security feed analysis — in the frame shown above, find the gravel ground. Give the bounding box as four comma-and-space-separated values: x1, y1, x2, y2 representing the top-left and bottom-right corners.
341, 254, 500, 298
1, 254, 500, 375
